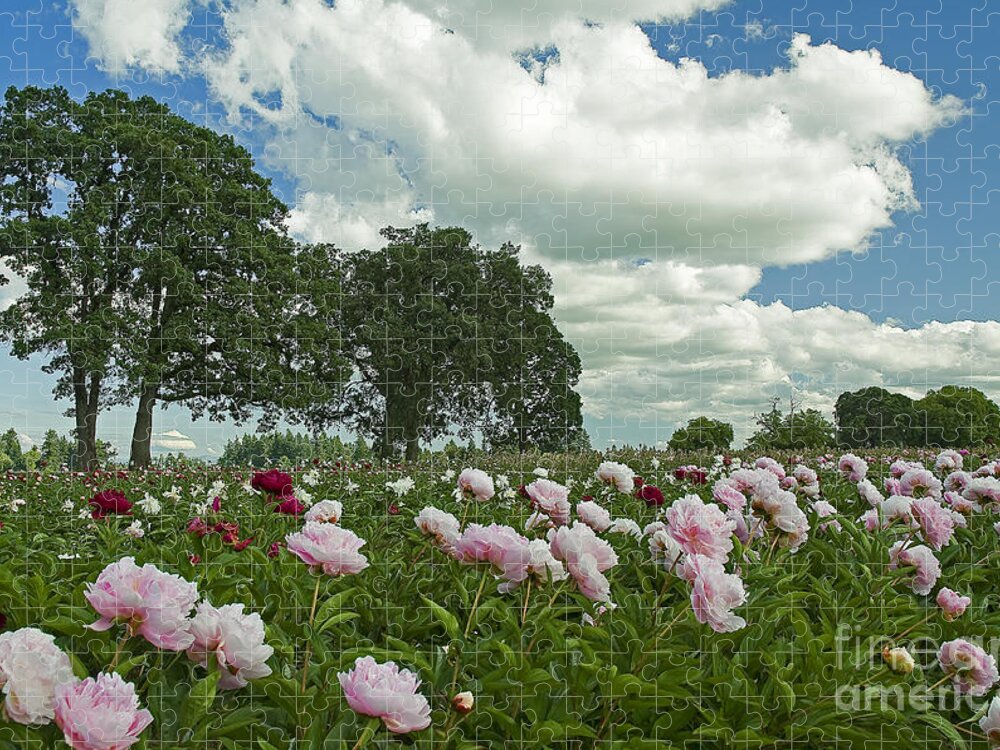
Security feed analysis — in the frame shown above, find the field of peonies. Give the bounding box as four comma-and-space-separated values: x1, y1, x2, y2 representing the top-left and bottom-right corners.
0, 449, 999, 748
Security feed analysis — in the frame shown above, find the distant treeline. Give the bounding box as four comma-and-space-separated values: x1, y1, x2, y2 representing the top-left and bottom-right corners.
668, 385, 1000, 453
0, 429, 116, 471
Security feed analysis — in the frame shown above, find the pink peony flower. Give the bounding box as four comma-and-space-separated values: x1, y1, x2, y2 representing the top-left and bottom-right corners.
679, 554, 747, 633
414, 507, 461, 552
881, 495, 914, 524
548, 523, 618, 602
595, 461, 635, 493
910, 497, 955, 550
888, 542, 940, 596
576, 501, 612, 532
754, 457, 785, 479
936, 588, 971, 621
452, 691, 474, 714
934, 449, 964, 472
304, 500, 343, 524
665, 494, 736, 562
964, 477, 1000, 506
524, 479, 571, 525
338, 656, 431, 734
899, 468, 943, 499
712, 480, 747, 512
54, 673, 153, 750
884, 477, 904, 496
251, 470, 294, 496
187, 601, 273, 691
859, 508, 880, 532
457, 468, 494, 501
944, 490, 978, 515
890, 459, 920, 479
944, 471, 971, 493
0, 627, 74, 725
756, 490, 809, 551
525, 539, 568, 585
838, 454, 868, 482
857, 479, 884, 507
85, 557, 198, 651
938, 639, 999, 696
792, 465, 818, 487
285, 522, 369, 577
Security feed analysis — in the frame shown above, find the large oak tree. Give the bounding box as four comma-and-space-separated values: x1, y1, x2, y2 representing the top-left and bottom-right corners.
334, 225, 585, 459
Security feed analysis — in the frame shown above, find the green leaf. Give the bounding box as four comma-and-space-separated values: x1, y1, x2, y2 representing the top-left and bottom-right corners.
420, 595, 461, 640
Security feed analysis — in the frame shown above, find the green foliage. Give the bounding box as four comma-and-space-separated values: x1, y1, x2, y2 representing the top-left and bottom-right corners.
912, 386, 1000, 447
835, 387, 915, 447
0, 450, 992, 748
0, 430, 22, 471
834, 385, 1000, 448
668, 416, 734, 452
39, 429, 74, 468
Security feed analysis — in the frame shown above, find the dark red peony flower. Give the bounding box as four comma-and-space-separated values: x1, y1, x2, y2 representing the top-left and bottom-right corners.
633, 476, 645, 487
268, 542, 284, 558
273, 496, 305, 515
636, 484, 665, 507
251, 470, 294, 496
89, 489, 132, 518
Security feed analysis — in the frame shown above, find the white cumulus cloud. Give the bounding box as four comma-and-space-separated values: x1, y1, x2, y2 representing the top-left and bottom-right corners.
67, 0, 980, 445
70, 0, 191, 75
151, 430, 197, 452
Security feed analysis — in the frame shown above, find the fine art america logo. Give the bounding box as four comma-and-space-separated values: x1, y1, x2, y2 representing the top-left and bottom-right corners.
834, 624, 998, 714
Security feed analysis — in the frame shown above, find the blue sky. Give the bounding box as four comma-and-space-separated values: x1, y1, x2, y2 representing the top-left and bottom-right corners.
0, 0, 996, 454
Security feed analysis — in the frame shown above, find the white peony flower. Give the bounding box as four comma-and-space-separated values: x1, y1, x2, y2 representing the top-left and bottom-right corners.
0, 627, 75, 725
187, 602, 273, 690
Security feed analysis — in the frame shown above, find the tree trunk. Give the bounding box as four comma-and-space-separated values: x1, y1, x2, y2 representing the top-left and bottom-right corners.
403, 396, 420, 462
72, 367, 101, 471
129, 383, 159, 469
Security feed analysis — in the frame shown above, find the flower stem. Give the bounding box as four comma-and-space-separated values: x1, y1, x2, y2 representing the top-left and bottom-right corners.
927, 673, 954, 692
300, 575, 323, 695
350, 717, 381, 750
521, 577, 532, 626
888, 612, 934, 643
110, 631, 130, 671
464, 570, 490, 639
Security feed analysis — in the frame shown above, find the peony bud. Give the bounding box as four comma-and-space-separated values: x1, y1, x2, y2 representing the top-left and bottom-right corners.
883, 646, 915, 674
452, 691, 474, 714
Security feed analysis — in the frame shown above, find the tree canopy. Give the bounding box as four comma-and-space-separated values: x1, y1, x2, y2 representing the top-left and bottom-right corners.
0, 85, 348, 468
668, 417, 734, 452
333, 225, 585, 459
